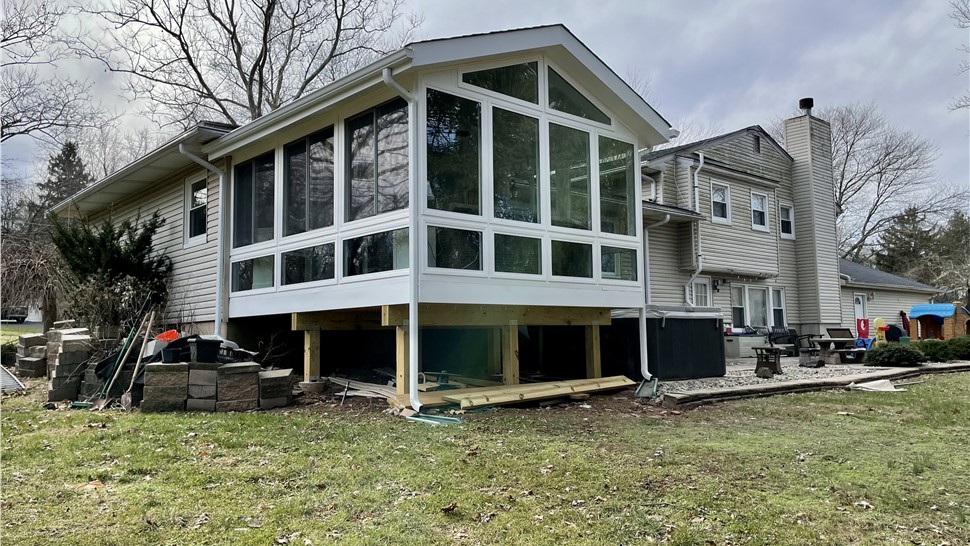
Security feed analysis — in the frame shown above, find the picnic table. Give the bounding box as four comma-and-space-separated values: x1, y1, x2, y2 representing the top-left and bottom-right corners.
815, 337, 866, 365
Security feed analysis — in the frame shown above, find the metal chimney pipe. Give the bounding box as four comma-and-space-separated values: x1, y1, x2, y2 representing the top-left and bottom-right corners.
799, 97, 814, 116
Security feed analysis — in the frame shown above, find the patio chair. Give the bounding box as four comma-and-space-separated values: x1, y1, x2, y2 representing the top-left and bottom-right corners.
796, 334, 823, 368
768, 326, 798, 356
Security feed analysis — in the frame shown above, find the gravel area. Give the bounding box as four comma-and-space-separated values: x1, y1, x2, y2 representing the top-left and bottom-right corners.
653, 363, 882, 397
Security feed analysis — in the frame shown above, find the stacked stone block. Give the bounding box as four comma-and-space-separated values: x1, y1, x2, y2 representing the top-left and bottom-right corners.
141, 363, 188, 412
46, 329, 92, 401
258, 369, 294, 409
15, 333, 47, 378
186, 362, 220, 412
216, 362, 259, 412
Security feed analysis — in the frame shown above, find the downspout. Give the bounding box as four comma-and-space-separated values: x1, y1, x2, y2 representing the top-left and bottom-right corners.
382, 67, 422, 412
636, 212, 670, 395
684, 152, 705, 306
179, 144, 227, 336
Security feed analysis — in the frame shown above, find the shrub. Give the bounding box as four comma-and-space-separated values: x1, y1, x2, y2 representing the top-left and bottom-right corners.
865, 343, 928, 367
1, 340, 16, 366
915, 339, 952, 362
945, 336, 970, 360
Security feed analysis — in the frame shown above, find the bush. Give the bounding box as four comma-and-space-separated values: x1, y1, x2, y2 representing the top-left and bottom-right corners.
945, 336, 970, 360
915, 339, 952, 362
865, 343, 928, 367
1, 340, 16, 366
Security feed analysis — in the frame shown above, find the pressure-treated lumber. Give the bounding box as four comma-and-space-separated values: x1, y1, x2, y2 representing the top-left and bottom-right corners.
585, 324, 602, 379
327, 377, 396, 398
395, 326, 409, 396
381, 304, 611, 327
292, 308, 385, 330
441, 376, 635, 409
502, 321, 519, 385
304, 330, 321, 381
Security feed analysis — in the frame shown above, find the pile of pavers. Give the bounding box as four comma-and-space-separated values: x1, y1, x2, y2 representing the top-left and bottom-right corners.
142, 363, 189, 412
15, 334, 47, 378
46, 328, 94, 401
187, 362, 220, 411
216, 362, 261, 412
140, 361, 293, 413
258, 369, 294, 409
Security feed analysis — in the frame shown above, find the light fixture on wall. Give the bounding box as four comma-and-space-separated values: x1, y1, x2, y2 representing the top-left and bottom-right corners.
713, 279, 720, 292
867, 292, 876, 302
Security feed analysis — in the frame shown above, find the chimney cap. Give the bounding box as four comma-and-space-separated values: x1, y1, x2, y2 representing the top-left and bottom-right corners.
799, 97, 814, 111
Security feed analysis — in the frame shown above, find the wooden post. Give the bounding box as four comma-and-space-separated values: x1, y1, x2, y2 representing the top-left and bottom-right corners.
585, 323, 602, 379
395, 325, 409, 396
304, 330, 321, 381
502, 320, 519, 385
487, 327, 502, 376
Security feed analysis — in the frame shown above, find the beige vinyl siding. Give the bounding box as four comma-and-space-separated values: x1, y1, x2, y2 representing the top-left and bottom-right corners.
646, 222, 688, 306
697, 131, 792, 183
91, 165, 222, 325
840, 287, 932, 330
786, 116, 822, 320
809, 120, 843, 322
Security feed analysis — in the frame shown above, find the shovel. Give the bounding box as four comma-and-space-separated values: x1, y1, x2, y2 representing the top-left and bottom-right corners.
92, 312, 150, 410
121, 310, 155, 410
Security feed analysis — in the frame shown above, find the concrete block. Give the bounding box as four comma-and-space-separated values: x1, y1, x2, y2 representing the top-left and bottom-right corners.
45, 328, 89, 342
216, 399, 257, 412
189, 362, 223, 371
144, 371, 189, 388
218, 381, 258, 401
144, 363, 189, 373
188, 369, 218, 386
16, 357, 46, 378
51, 374, 84, 390
186, 399, 217, 412
217, 362, 260, 375
47, 378, 81, 401
141, 399, 185, 412
259, 396, 290, 410
51, 362, 87, 378
27, 345, 47, 358
56, 350, 89, 365
188, 385, 217, 399
259, 383, 293, 399
143, 385, 186, 400
18, 333, 47, 347
59, 339, 92, 352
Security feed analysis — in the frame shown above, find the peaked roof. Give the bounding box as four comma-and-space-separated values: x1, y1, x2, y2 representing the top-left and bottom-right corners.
838, 259, 938, 294
642, 125, 792, 163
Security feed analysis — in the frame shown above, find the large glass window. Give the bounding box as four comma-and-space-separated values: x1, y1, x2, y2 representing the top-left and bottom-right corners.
233, 152, 275, 248
186, 178, 207, 244
284, 128, 334, 236
599, 136, 636, 235
548, 67, 610, 125
282, 244, 335, 286
494, 234, 541, 275
748, 287, 769, 327
493, 108, 539, 223
231, 256, 275, 292
462, 62, 538, 104
549, 123, 590, 230
428, 226, 481, 270
601, 246, 637, 281
552, 240, 592, 278
344, 228, 409, 276
346, 98, 409, 221
426, 89, 481, 215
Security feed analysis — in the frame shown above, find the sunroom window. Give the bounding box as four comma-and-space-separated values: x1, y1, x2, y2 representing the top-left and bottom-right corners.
426, 89, 481, 215
346, 98, 409, 221
284, 127, 334, 236
428, 226, 481, 270
231, 256, 274, 291
233, 152, 274, 248
282, 243, 335, 286
492, 107, 539, 223
462, 61, 538, 104
552, 240, 592, 278
549, 123, 590, 230
494, 234, 541, 275
344, 228, 409, 276
599, 136, 636, 235
601, 246, 637, 281
548, 67, 610, 125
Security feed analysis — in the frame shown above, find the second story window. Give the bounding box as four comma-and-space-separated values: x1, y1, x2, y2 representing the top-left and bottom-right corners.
779, 204, 795, 239
185, 177, 207, 247
751, 191, 768, 231
711, 182, 730, 223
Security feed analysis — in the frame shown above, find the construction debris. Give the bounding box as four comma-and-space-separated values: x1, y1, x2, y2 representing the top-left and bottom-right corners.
0, 365, 26, 393
15, 333, 47, 378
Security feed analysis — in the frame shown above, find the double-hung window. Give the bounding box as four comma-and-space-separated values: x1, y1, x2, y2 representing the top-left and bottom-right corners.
779, 204, 795, 239
691, 278, 711, 307
185, 176, 207, 247
751, 191, 769, 231
771, 288, 786, 327
711, 182, 730, 223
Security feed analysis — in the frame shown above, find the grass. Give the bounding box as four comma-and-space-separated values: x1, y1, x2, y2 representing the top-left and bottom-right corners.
2, 373, 969, 545
0, 322, 42, 345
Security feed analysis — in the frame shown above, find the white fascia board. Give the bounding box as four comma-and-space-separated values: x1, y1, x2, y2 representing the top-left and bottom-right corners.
204, 50, 413, 159
841, 281, 939, 295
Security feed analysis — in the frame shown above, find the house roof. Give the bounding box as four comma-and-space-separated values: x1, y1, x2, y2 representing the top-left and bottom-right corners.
642, 125, 792, 164
838, 259, 938, 294
52, 122, 235, 216
642, 200, 703, 223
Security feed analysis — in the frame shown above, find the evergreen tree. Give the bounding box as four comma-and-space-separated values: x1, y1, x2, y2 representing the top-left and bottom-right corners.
37, 141, 94, 211
873, 207, 940, 286
936, 211, 970, 305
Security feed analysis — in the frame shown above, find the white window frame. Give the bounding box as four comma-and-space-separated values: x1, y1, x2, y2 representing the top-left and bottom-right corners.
750, 190, 769, 232
770, 288, 787, 327
184, 174, 207, 248
710, 181, 731, 224
691, 277, 711, 307
732, 284, 785, 329
779, 203, 795, 240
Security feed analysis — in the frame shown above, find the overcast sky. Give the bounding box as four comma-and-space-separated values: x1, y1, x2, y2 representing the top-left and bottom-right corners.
410, 0, 970, 197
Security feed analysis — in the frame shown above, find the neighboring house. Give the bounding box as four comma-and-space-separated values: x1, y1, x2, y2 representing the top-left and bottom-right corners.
838, 258, 937, 335
54, 25, 674, 404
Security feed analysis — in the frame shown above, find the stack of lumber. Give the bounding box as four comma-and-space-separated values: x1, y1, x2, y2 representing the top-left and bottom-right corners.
216, 362, 260, 412
388, 376, 636, 409
46, 328, 93, 401
142, 363, 188, 412
187, 362, 220, 411
327, 376, 396, 399
258, 369, 294, 409
15, 333, 47, 378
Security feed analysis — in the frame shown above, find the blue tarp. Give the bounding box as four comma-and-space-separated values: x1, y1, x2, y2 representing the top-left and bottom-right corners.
910, 303, 956, 319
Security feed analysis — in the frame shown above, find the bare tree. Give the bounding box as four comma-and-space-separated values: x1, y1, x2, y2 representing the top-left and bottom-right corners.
951, 0, 970, 110
73, 0, 421, 128
52, 121, 172, 178
1, 0, 105, 143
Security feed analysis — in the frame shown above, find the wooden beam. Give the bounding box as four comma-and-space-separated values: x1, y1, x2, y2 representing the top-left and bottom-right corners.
395, 326, 409, 396
502, 321, 519, 385
304, 330, 321, 381
487, 327, 502, 376
585, 323, 602, 379
381, 304, 612, 327
292, 308, 385, 331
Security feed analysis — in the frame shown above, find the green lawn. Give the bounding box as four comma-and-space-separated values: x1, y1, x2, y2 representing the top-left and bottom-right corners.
0, 322, 42, 345
2, 373, 969, 545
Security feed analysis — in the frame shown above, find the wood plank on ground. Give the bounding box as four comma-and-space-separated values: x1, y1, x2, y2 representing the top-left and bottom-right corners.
441, 376, 635, 409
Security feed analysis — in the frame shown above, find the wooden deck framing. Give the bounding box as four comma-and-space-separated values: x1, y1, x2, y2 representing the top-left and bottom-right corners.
292, 304, 613, 397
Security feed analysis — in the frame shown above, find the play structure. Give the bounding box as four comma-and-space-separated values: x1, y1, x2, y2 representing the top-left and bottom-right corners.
908, 302, 970, 341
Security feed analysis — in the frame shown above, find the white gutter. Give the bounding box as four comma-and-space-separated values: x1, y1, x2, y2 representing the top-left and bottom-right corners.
684, 152, 705, 306
382, 67, 422, 413
179, 144, 228, 336
639, 213, 669, 384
